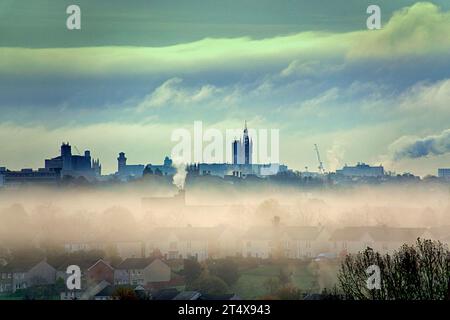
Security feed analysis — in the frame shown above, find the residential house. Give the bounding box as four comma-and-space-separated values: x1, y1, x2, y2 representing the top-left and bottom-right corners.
87, 259, 114, 285
93, 284, 147, 300
26, 260, 57, 287
152, 288, 180, 300
94, 285, 117, 300
172, 291, 202, 300
80, 280, 111, 300
329, 226, 426, 256
199, 293, 241, 300
241, 225, 330, 259
114, 258, 171, 289
214, 226, 244, 258
63, 238, 105, 254
146, 226, 224, 261
0, 260, 56, 293
60, 289, 84, 300
56, 258, 103, 289
285, 226, 332, 258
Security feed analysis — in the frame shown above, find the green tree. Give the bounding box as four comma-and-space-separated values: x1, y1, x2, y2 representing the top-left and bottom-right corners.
263, 277, 281, 295
184, 259, 203, 285
188, 274, 229, 295
278, 268, 292, 286
208, 258, 240, 287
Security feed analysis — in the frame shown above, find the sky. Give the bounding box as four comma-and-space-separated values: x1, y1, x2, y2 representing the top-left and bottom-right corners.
0, 0, 450, 176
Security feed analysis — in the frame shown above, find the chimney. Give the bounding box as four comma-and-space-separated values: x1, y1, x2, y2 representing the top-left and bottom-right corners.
272, 216, 280, 227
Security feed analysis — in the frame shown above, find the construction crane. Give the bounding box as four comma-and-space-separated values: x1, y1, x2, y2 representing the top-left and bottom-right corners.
314, 144, 325, 174
74, 145, 82, 155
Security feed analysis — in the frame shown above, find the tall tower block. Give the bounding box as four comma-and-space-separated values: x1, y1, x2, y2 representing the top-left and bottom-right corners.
117, 152, 127, 173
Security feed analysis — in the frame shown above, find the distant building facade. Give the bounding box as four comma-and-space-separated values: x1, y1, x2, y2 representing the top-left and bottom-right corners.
145, 156, 176, 176
336, 163, 384, 177
117, 152, 145, 179
0, 168, 59, 187
438, 168, 450, 180
187, 163, 286, 178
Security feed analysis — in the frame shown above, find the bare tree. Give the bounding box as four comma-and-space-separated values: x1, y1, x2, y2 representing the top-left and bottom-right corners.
338, 239, 450, 300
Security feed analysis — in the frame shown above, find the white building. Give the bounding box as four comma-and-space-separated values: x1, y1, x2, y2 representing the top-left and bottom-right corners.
241, 225, 332, 259
336, 163, 384, 177
146, 226, 240, 261
329, 226, 426, 256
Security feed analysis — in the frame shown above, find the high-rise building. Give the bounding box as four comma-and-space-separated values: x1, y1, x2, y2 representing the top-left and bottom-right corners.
232, 122, 253, 165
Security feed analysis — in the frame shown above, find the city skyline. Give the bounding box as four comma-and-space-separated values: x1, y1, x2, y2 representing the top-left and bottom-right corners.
0, 137, 445, 178
1, 1, 450, 176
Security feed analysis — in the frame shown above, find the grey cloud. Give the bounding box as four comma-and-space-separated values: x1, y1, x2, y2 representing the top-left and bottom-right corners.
393, 129, 450, 160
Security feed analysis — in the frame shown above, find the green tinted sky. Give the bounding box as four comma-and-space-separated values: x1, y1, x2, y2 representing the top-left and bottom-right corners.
1, 0, 449, 47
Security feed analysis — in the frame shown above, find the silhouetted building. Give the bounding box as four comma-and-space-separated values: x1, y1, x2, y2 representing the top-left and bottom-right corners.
116, 152, 145, 179
144, 156, 176, 176
0, 168, 59, 187
45, 142, 101, 179
92, 158, 102, 176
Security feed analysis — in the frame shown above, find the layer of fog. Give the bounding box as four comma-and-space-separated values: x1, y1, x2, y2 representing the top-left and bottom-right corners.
1, 181, 449, 248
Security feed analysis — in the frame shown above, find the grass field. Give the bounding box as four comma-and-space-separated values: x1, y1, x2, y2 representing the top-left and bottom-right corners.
231, 263, 319, 299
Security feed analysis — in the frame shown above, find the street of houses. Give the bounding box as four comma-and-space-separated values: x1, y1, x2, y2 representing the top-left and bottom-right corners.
62, 223, 450, 261
1, 222, 450, 298
0, 257, 181, 296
